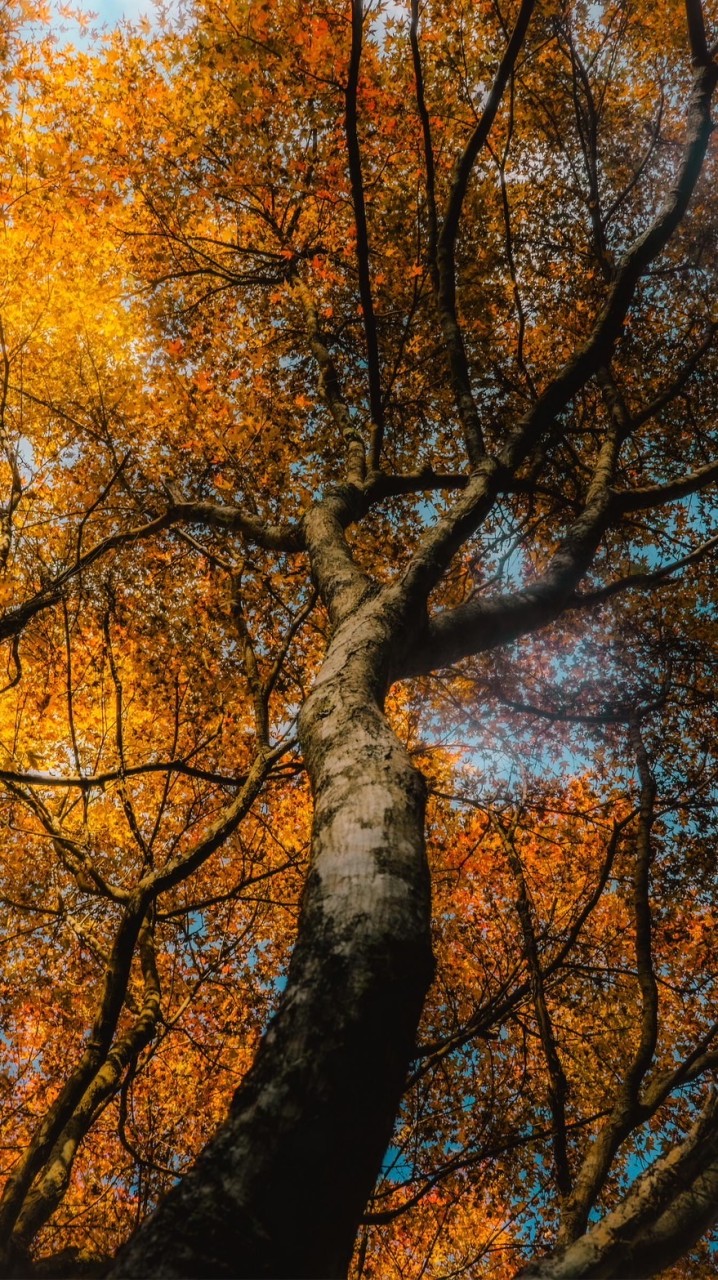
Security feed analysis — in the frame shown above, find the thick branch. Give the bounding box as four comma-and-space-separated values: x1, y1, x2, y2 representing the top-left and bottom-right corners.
401, 418, 621, 677
687, 0, 711, 64
396, 51, 716, 678
10, 912, 162, 1252
303, 491, 376, 625
625, 721, 659, 1094
410, 0, 439, 281
167, 497, 303, 552
0, 743, 279, 1254
614, 455, 718, 513
346, 0, 385, 465
0, 892, 150, 1247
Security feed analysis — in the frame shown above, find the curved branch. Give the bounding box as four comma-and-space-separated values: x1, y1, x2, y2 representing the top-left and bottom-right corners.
614, 455, 718, 513
500, 56, 717, 474
10, 912, 162, 1252
573, 530, 718, 608
0, 500, 302, 647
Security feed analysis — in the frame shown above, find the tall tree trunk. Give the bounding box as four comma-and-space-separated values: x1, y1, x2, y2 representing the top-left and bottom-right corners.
111, 603, 434, 1279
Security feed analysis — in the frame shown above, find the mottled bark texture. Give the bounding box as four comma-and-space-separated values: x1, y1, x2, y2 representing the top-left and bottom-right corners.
111, 594, 434, 1278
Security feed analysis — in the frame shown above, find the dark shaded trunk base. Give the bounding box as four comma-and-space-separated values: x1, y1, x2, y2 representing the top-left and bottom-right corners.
111, 924, 433, 1279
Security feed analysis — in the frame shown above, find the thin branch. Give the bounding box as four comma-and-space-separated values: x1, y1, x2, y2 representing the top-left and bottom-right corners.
631, 323, 717, 429
557, 724, 659, 1245
410, 0, 438, 280
572, 531, 718, 608
297, 282, 366, 484
435, 0, 537, 465
230, 570, 270, 748
104, 610, 152, 865
492, 813, 572, 1197
499, 54, 717, 474
0, 758, 247, 790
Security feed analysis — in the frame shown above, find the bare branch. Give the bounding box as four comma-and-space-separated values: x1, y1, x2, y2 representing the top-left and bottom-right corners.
614, 455, 718, 513
346, 0, 385, 466
435, 0, 537, 465
572, 531, 718, 608
492, 814, 572, 1197
0, 758, 247, 790
500, 56, 717, 474
297, 282, 366, 484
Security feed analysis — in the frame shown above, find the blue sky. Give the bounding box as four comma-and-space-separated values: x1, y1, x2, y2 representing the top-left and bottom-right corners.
55, 0, 403, 36
50, 0, 174, 38
95, 0, 148, 20
89, 0, 168, 20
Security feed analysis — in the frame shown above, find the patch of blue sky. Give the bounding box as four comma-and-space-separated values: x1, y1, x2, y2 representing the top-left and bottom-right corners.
369, 0, 406, 44
47, 0, 178, 45
381, 1142, 415, 1184
186, 907, 205, 938
246, 940, 288, 998
86, 0, 151, 25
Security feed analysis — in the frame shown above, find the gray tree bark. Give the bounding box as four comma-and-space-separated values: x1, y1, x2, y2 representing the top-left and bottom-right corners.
111, 573, 434, 1278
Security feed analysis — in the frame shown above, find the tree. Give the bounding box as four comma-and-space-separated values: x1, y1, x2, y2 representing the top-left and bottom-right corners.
1, 0, 718, 1275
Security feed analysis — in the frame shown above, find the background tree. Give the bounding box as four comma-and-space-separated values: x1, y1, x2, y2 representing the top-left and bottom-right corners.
1, 0, 718, 1276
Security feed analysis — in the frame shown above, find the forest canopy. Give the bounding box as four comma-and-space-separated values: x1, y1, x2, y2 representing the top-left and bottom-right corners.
1, 0, 718, 1276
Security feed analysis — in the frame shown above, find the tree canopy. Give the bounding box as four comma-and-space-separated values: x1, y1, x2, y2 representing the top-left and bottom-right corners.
1, 0, 718, 1276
